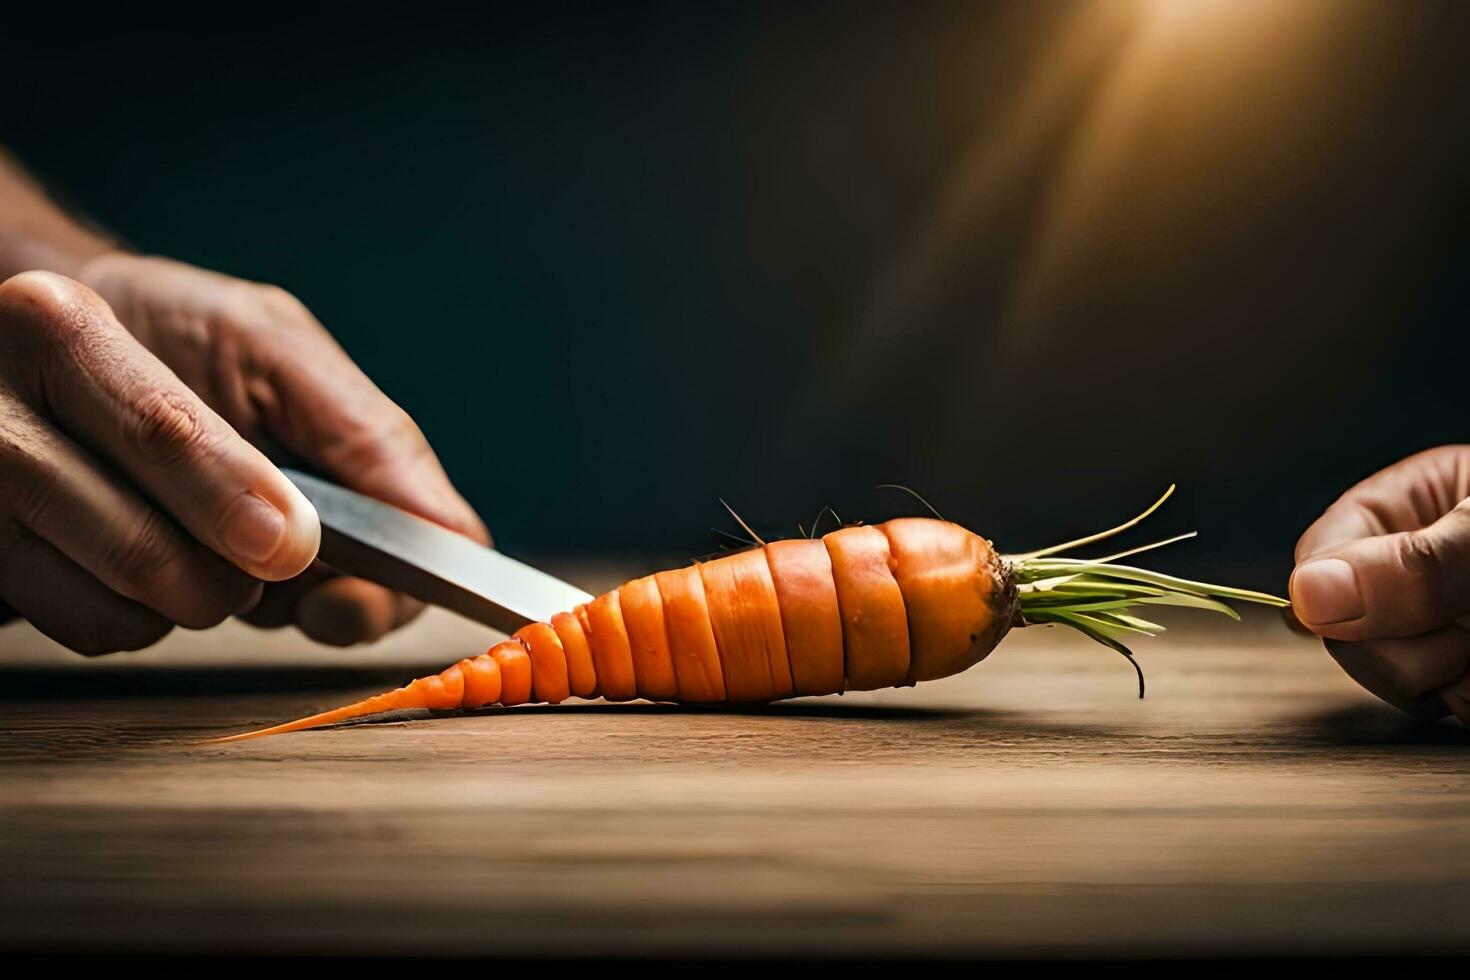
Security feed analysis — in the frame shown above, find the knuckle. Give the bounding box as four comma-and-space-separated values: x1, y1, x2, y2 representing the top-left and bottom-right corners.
100, 509, 177, 595
0, 271, 107, 345
1397, 529, 1443, 587
244, 282, 310, 326
8, 458, 61, 529
257, 283, 302, 310
126, 388, 211, 467
1398, 531, 1448, 619
384, 407, 429, 456
334, 404, 429, 472
0, 270, 82, 319
0, 418, 61, 526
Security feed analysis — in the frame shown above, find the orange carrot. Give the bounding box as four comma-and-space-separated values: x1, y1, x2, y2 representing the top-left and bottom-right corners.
459, 654, 502, 709
823, 525, 910, 691
211, 489, 1289, 742
882, 517, 1011, 683
514, 622, 569, 705
653, 566, 726, 701
617, 575, 678, 701
489, 640, 533, 706
210, 660, 469, 743
582, 592, 637, 702
764, 539, 844, 697
551, 610, 598, 698
698, 548, 792, 702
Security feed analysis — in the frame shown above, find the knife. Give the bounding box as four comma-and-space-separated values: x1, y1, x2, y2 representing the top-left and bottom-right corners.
281, 467, 593, 634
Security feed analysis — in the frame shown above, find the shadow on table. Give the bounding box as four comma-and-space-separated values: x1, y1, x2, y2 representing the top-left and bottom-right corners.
0, 667, 982, 722
0, 664, 423, 699
286, 698, 1112, 750
471, 700, 976, 721
1297, 703, 1470, 747
0, 665, 1124, 763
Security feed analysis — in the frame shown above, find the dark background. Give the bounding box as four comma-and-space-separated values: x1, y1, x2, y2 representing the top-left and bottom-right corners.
3, 1, 1466, 588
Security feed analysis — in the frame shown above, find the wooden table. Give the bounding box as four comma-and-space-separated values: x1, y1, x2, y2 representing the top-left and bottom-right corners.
2, 575, 1467, 959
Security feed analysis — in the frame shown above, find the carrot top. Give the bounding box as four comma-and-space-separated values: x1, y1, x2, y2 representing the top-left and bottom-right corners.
1007, 486, 1289, 696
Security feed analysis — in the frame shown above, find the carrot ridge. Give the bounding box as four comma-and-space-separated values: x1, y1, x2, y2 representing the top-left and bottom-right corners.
583, 593, 638, 701
823, 525, 911, 691
653, 566, 727, 701
618, 575, 679, 701
489, 640, 533, 705
515, 622, 571, 704
764, 538, 845, 697
551, 610, 599, 698
698, 548, 793, 701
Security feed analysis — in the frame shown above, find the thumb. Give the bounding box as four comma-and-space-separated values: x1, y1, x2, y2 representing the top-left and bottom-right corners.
1290, 499, 1470, 641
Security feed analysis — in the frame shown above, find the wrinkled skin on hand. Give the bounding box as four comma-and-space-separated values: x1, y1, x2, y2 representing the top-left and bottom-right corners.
1291, 445, 1470, 724
0, 270, 314, 652
78, 253, 489, 647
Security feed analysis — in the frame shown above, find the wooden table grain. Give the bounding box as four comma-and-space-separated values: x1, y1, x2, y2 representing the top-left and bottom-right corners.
1, 576, 1467, 959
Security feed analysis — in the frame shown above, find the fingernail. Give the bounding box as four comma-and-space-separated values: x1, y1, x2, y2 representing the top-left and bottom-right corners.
1292, 558, 1364, 626
218, 492, 287, 566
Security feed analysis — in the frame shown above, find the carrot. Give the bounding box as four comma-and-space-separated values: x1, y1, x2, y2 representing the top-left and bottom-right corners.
458, 654, 502, 709
209, 659, 473, 743
653, 566, 726, 701
881, 517, 1011, 683
617, 576, 679, 701
488, 641, 532, 706
551, 610, 598, 698
514, 622, 569, 705
211, 486, 1288, 742
763, 539, 844, 696
699, 548, 793, 702
822, 525, 910, 691
582, 592, 637, 702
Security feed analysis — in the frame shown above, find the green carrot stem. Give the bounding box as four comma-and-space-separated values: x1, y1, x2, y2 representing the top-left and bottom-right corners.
1004, 487, 1288, 697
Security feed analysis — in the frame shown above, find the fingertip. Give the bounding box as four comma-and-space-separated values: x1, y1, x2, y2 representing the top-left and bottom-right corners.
407, 483, 490, 545
295, 578, 395, 647
392, 593, 428, 629
249, 477, 321, 582
282, 482, 322, 574
461, 508, 492, 547
1444, 689, 1470, 727
333, 462, 488, 545
421, 486, 489, 543
1289, 557, 1364, 634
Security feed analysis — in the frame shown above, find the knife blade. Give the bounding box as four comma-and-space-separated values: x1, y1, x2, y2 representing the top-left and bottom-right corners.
281, 467, 593, 634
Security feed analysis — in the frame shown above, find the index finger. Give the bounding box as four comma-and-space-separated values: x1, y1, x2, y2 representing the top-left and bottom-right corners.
259, 328, 489, 544
1295, 446, 1470, 560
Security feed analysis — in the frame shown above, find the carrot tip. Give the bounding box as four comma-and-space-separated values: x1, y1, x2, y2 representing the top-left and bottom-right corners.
203, 687, 422, 744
